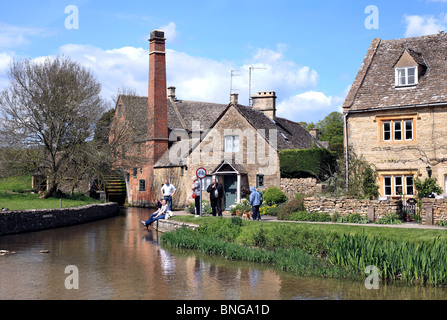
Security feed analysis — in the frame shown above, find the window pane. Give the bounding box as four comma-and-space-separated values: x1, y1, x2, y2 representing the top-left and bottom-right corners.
406, 176, 414, 195
405, 120, 413, 140
398, 69, 406, 85
224, 136, 231, 152
233, 136, 239, 152
384, 177, 392, 196
407, 67, 416, 85
395, 176, 403, 195
394, 121, 402, 140
383, 122, 391, 141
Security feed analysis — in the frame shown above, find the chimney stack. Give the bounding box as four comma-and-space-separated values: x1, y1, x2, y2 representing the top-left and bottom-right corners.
168, 86, 176, 101
230, 93, 239, 105
309, 128, 320, 140
148, 30, 168, 163
251, 91, 277, 120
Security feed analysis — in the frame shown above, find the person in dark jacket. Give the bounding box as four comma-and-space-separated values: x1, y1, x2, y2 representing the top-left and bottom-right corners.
207, 178, 224, 216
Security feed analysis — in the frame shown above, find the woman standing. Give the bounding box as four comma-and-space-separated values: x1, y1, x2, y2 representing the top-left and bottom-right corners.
192, 176, 201, 217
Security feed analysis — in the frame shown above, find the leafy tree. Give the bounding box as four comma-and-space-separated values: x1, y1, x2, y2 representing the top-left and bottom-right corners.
316, 111, 344, 146
0, 56, 106, 197
415, 178, 443, 199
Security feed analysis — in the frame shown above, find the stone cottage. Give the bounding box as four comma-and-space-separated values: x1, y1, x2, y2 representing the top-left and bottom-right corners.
343, 32, 447, 198
109, 30, 327, 209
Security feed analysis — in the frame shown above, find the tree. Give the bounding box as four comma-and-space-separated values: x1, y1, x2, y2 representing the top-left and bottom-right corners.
317, 111, 344, 145
0, 56, 106, 197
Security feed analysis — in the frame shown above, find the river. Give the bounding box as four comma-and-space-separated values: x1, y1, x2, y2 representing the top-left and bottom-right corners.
1, 206, 447, 300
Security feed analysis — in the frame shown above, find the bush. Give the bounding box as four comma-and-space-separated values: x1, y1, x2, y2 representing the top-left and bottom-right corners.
336, 213, 369, 224
415, 178, 443, 199
262, 187, 287, 206
277, 198, 306, 220
286, 211, 331, 222
279, 148, 337, 179
375, 212, 402, 225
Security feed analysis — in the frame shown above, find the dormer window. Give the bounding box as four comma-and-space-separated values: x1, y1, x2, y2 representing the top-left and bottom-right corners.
395, 66, 418, 87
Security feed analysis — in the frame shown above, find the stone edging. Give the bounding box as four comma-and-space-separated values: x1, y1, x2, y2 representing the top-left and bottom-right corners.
0, 202, 120, 236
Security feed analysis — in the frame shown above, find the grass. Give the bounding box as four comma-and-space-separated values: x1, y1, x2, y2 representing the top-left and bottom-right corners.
164, 215, 447, 286
0, 175, 102, 210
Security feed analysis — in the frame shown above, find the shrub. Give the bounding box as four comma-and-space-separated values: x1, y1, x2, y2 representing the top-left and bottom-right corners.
336, 213, 369, 224
415, 178, 443, 199
262, 187, 287, 206
277, 198, 306, 220
279, 148, 337, 179
286, 211, 331, 222
375, 212, 402, 225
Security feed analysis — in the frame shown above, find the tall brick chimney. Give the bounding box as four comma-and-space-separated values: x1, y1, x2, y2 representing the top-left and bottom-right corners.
148, 30, 169, 163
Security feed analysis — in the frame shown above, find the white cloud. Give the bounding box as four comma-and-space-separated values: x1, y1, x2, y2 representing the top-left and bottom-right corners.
404, 14, 447, 37
0, 22, 50, 49
276, 86, 349, 123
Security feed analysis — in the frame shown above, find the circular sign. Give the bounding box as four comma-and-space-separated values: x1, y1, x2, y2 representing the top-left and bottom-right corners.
196, 167, 207, 179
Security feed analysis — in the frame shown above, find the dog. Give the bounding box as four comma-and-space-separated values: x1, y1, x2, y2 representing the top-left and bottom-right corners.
242, 211, 252, 220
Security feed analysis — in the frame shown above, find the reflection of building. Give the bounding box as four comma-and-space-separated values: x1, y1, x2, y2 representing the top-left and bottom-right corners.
343, 33, 447, 197
110, 30, 327, 209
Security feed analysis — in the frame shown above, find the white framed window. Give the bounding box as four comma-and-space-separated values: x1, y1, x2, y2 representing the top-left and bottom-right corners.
382, 174, 415, 197
405, 120, 413, 141
384, 176, 392, 196
381, 119, 414, 142
224, 135, 239, 152
395, 66, 418, 87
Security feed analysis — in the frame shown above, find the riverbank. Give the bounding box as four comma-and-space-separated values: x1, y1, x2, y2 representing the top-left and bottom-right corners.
159, 212, 447, 286
0, 202, 120, 236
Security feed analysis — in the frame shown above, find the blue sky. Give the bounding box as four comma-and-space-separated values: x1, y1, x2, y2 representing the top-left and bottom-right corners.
1, 0, 447, 123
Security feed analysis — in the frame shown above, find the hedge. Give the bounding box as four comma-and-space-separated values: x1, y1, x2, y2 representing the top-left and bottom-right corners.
279, 148, 337, 179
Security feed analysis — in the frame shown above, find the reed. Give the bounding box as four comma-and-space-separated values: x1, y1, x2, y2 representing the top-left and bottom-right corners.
326, 234, 447, 286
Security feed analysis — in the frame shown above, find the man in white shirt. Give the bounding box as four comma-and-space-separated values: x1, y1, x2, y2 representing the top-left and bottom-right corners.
161, 179, 176, 211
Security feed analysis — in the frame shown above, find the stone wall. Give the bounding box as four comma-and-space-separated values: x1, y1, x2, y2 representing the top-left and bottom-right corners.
420, 198, 447, 225
304, 197, 401, 221
0, 203, 120, 236
152, 218, 199, 233
280, 178, 324, 198
304, 196, 447, 225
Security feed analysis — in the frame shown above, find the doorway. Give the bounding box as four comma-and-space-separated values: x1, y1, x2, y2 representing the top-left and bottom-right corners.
224, 175, 238, 210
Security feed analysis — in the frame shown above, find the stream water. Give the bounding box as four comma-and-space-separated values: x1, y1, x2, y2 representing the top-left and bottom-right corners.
1, 206, 447, 300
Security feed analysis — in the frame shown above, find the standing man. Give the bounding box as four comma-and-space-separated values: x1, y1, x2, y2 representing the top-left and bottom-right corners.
249, 186, 262, 221
207, 178, 224, 217
161, 179, 176, 211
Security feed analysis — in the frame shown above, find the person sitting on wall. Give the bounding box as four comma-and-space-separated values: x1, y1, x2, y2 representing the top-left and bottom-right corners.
141, 199, 169, 228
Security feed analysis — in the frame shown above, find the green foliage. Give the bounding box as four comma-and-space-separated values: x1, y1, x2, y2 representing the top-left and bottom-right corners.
324, 147, 379, 199
279, 148, 337, 179
336, 213, 369, 224
415, 177, 443, 199
375, 212, 402, 225
261, 186, 287, 206
0, 175, 32, 192
285, 211, 332, 222
276, 198, 305, 220
326, 234, 447, 285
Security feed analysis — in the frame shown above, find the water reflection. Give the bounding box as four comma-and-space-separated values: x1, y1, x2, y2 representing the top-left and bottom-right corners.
0, 206, 447, 300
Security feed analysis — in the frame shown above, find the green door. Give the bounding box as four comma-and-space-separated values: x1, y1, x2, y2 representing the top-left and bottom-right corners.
224, 175, 238, 210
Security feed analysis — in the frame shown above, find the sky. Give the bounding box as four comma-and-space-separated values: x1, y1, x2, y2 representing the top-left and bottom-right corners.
1, 0, 447, 123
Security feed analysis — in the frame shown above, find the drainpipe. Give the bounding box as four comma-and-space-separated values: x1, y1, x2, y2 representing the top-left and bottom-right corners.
344, 112, 349, 191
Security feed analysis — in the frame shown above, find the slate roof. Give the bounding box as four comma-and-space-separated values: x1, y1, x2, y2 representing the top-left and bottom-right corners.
343, 32, 447, 112
117, 94, 325, 168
